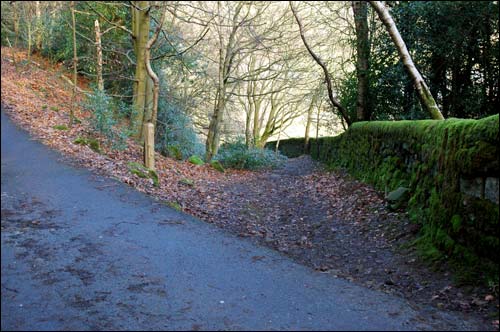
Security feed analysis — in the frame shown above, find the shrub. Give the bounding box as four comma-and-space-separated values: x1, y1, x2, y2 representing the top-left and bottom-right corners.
167, 145, 183, 160
156, 98, 204, 160
82, 88, 128, 151
216, 138, 287, 170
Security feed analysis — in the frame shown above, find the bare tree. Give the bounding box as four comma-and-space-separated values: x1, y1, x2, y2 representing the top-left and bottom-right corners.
204, 1, 276, 160
290, 1, 353, 126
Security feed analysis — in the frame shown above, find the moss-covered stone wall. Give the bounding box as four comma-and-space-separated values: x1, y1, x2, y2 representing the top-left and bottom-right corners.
266, 138, 307, 158
268, 115, 499, 279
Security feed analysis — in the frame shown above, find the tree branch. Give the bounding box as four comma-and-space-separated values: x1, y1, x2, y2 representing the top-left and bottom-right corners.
289, 1, 352, 126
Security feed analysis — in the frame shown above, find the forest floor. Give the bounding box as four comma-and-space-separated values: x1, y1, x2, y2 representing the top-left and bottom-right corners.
1, 47, 498, 330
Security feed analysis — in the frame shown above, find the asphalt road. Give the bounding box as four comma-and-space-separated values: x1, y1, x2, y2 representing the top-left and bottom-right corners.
1, 108, 482, 331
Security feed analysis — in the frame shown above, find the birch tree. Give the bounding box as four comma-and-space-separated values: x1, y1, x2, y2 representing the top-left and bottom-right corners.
94, 19, 104, 91
290, 1, 353, 127
369, 1, 444, 120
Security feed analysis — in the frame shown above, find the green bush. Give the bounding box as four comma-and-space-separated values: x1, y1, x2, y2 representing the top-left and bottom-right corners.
167, 145, 183, 160
156, 89, 205, 160
82, 88, 128, 151
216, 138, 287, 170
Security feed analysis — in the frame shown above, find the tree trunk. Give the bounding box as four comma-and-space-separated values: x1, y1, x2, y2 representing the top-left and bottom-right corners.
315, 103, 321, 157
245, 107, 253, 147
304, 92, 318, 153
69, 1, 77, 127
27, 19, 32, 63
35, 1, 42, 51
252, 88, 261, 146
352, 1, 370, 121
143, 5, 168, 168
94, 19, 104, 91
206, 89, 226, 161
131, 1, 152, 139
12, 2, 19, 70
205, 2, 244, 161
144, 5, 167, 127
369, 1, 444, 120
275, 133, 281, 154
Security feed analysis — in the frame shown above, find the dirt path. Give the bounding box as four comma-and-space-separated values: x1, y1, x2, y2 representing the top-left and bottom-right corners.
205, 156, 497, 329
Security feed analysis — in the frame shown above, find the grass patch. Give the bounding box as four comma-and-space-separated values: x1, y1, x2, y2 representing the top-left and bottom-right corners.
165, 201, 182, 211
53, 124, 68, 130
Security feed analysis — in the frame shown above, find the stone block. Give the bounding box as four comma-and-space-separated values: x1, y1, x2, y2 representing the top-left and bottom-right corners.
460, 177, 484, 199
484, 177, 499, 204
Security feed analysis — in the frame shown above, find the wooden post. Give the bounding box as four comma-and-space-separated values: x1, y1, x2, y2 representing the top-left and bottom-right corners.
144, 122, 155, 170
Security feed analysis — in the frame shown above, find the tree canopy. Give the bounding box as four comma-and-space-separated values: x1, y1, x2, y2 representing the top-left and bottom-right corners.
1, 1, 498, 162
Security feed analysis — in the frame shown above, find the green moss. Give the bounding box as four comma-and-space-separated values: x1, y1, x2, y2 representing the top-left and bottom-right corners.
127, 161, 159, 187
74, 136, 101, 153
88, 138, 101, 153
73, 137, 87, 145
53, 124, 68, 130
179, 178, 194, 187
451, 215, 462, 233
131, 168, 148, 178
148, 170, 159, 187
165, 201, 182, 211
50, 106, 59, 112
188, 155, 204, 165
210, 160, 225, 173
